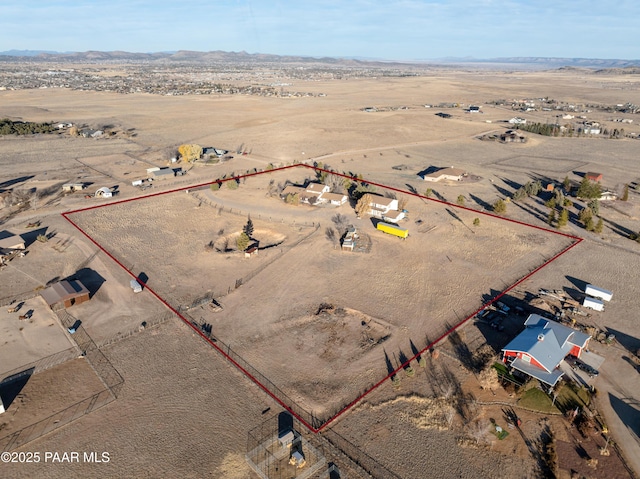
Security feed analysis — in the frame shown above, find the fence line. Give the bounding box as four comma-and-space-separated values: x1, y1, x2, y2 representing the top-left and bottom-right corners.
247, 412, 403, 479
182, 310, 320, 429
0, 346, 81, 384
321, 428, 403, 479
0, 308, 126, 452
95, 309, 176, 349
0, 388, 115, 452
190, 191, 319, 228
0, 290, 39, 308
0, 246, 103, 309
55, 310, 124, 394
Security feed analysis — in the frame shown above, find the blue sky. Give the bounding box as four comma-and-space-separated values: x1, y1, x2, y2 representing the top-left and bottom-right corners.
1, 1, 638, 60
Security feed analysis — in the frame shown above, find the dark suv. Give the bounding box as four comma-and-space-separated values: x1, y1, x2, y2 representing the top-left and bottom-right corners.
575, 360, 599, 377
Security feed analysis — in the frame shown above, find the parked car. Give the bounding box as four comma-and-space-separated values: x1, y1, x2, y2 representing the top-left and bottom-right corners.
575, 360, 599, 377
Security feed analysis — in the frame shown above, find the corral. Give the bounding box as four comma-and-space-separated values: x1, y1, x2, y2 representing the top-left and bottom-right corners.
65, 165, 577, 425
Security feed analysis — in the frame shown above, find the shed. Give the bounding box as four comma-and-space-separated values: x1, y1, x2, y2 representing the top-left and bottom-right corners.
289, 450, 306, 468
62, 183, 85, 192
278, 430, 295, 448
130, 279, 143, 293
40, 279, 90, 309
244, 246, 258, 258
150, 168, 175, 180
585, 172, 602, 182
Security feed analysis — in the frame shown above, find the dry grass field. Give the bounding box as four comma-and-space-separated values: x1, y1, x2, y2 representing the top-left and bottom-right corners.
66, 168, 574, 420
1, 67, 640, 478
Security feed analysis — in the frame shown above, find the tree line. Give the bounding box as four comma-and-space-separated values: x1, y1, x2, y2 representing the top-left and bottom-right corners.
0, 118, 58, 135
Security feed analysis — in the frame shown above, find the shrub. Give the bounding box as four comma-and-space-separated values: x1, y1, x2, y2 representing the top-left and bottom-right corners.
456, 195, 465, 206
473, 218, 480, 227
226, 179, 239, 190
493, 199, 507, 214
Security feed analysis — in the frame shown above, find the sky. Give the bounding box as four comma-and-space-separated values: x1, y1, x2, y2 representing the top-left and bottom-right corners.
1, 1, 639, 60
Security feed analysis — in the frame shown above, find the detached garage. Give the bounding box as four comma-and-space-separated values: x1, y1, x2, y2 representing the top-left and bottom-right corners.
40, 280, 90, 310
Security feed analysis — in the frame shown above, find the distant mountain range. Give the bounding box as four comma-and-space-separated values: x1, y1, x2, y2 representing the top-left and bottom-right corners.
1, 50, 639, 69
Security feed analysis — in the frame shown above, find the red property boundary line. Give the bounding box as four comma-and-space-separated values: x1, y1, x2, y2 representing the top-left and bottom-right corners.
61, 163, 582, 434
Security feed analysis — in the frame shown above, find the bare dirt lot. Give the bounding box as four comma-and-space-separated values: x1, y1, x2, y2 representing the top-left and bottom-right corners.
67, 169, 575, 420
1, 67, 640, 478
0, 358, 106, 439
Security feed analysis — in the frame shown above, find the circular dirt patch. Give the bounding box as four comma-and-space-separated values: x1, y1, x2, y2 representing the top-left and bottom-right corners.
213, 228, 286, 252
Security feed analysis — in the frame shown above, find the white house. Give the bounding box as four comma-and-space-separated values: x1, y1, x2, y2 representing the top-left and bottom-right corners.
305, 183, 330, 195
369, 196, 398, 213
366, 195, 404, 221
323, 192, 348, 206
281, 183, 346, 207
421, 166, 466, 182
383, 210, 405, 223
508, 117, 527, 125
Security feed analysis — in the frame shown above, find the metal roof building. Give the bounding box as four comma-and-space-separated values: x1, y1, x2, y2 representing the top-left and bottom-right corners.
40, 280, 91, 310
502, 314, 590, 387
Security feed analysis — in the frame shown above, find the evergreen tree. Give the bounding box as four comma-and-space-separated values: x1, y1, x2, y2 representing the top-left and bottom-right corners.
547, 209, 556, 226
594, 218, 604, 234
243, 216, 254, 238
557, 208, 569, 228
236, 232, 250, 251
578, 207, 592, 226
622, 184, 629, 201
577, 177, 602, 199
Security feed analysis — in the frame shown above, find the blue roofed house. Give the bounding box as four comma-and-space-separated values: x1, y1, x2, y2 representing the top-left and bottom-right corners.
501, 314, 591, 387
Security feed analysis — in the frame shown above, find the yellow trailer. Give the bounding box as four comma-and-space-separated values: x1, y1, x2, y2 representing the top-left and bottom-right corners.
376, 221, 408, 239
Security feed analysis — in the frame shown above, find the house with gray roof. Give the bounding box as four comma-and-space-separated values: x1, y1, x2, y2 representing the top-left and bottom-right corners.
501, 314, 590, 386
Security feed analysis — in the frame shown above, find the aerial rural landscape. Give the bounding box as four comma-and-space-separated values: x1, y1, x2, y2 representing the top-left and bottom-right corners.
1, 3, 640, 479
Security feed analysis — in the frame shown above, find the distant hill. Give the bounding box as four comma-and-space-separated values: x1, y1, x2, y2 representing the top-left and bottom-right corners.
0, 49, 61, 56
1, 50, 639, 70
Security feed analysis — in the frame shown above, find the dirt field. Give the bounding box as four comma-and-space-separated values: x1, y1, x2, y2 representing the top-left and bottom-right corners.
0, 358, 106, 439
1, 67, 640, 478
0, 295, 75, 373
66, 169, 575, 419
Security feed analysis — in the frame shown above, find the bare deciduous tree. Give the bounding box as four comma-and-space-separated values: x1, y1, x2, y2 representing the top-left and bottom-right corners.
355, 193, 373, 218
